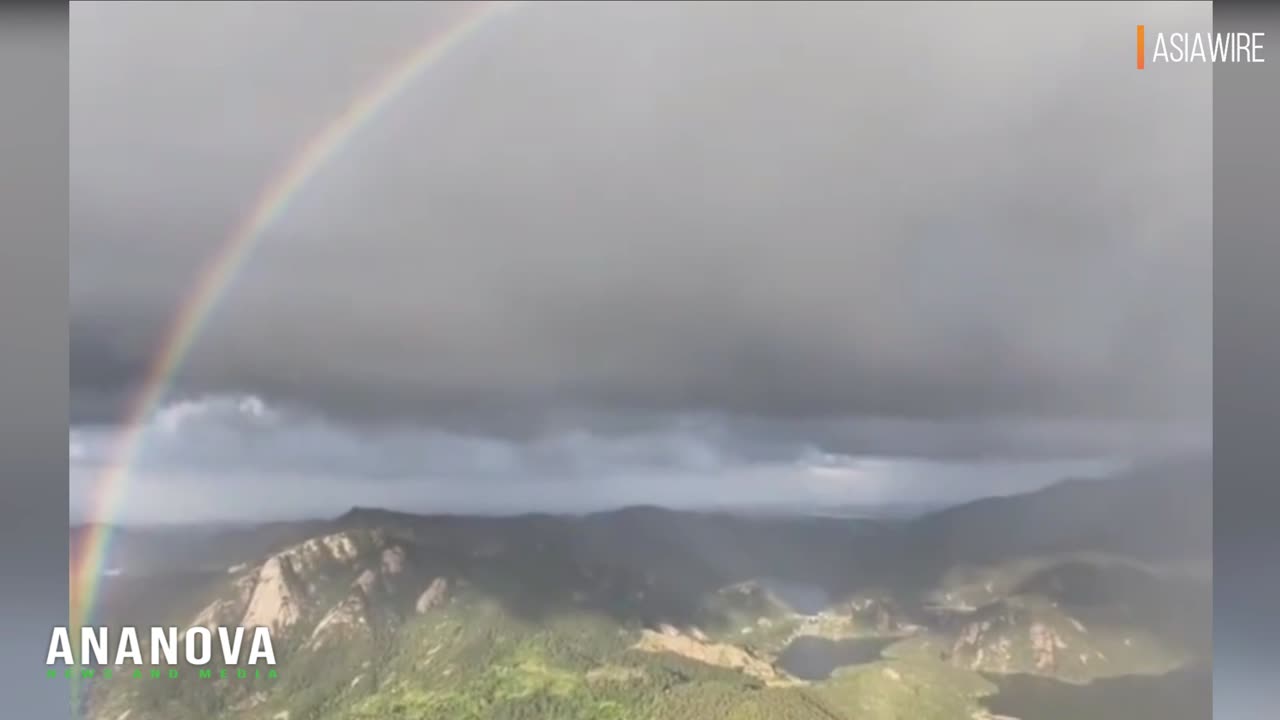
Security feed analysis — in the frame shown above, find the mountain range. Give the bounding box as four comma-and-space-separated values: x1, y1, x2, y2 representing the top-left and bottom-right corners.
73, 454, 1212, 720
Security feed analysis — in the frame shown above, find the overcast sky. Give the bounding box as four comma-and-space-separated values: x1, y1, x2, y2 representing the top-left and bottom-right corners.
69, 1, 1211, 523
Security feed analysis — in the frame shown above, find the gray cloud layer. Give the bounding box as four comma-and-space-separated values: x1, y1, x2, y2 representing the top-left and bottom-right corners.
69, 393, 1119, 523
71, 2, 1211, 466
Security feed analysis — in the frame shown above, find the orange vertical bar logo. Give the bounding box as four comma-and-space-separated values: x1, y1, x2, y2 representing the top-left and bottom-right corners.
1137, 25, 1145, 69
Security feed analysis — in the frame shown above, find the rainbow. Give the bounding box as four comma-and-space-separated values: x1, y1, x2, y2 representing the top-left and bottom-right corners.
70, 0, 525, 632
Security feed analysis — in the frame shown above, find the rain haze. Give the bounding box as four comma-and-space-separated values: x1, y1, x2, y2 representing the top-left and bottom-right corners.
69, 1, 1211, 524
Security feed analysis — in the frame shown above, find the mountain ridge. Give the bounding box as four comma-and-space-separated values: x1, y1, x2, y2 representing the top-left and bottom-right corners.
75, 454, 1211, 720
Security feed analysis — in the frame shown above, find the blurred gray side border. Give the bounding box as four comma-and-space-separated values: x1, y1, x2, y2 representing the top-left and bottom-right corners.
1214, 2, 1280, 719
0, 3, 71, 719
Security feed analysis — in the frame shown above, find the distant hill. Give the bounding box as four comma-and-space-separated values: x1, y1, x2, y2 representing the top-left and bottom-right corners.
900, 453, 1211, 574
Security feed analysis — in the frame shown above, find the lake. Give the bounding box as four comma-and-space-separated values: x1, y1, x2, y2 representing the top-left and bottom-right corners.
982, 666, 1211, 720
775, 636, 895, 681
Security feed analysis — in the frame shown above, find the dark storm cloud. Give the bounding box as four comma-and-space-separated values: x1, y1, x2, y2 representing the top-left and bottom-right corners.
69, 392, 1122, 523
70, 1, 1212, 459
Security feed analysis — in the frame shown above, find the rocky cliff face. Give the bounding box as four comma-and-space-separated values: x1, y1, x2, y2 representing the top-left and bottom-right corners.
184, 528, 446, 649
240, 555, 306, 632
307, 589, 371, 651
633, 624, 794, 686
415, 577, 450, 614
932, 592, 1183, 683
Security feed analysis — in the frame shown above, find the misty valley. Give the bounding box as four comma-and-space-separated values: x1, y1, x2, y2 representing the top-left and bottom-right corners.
69, 456, 1211, 720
